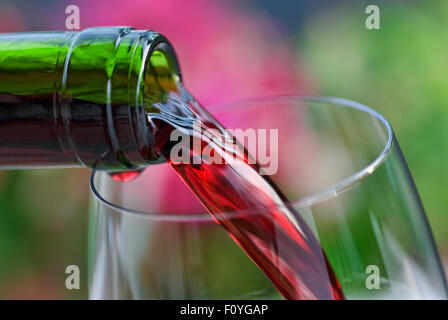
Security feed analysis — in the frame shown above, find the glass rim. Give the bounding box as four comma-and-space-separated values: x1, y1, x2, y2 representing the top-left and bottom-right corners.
89, 95, 394, 221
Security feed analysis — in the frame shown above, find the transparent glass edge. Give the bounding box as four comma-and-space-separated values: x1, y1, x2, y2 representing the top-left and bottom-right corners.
89, 96, 394, 220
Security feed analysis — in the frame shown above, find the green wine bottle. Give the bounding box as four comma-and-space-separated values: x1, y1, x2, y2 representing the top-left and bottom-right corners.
0, 26, 180, 170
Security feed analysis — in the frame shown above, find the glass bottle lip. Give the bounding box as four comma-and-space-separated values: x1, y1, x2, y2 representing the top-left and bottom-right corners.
126, 30, 182, 166
89, 95, 394, 221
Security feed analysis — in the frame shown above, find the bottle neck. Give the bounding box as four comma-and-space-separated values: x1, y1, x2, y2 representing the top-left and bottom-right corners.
0, 27, 181, 170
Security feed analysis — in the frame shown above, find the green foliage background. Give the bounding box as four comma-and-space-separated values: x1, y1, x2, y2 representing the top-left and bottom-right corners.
300, 2, 448, 255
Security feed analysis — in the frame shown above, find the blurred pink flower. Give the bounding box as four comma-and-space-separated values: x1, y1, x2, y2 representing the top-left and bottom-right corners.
0, 4, 25, 32
78, 0, 308, 105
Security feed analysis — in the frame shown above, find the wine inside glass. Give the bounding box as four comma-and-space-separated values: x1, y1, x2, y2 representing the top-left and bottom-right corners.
88, 96, 448, 299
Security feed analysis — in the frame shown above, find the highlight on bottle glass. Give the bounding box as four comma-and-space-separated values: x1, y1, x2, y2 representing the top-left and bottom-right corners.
89, 97, 448, 300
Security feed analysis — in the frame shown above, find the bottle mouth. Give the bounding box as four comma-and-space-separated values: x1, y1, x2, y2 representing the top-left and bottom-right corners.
128, 33, 183, 166
143, 43, 182, 104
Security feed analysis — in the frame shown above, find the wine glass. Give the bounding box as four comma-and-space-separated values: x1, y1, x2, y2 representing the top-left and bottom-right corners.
88, 96, 448, 299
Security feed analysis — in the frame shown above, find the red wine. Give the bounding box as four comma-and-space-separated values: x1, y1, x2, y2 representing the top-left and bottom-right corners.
110, 170, 143, 182
147, 85, 344, 300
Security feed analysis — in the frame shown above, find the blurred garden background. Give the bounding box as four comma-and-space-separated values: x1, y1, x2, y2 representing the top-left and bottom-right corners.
0, 0, 446, 299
